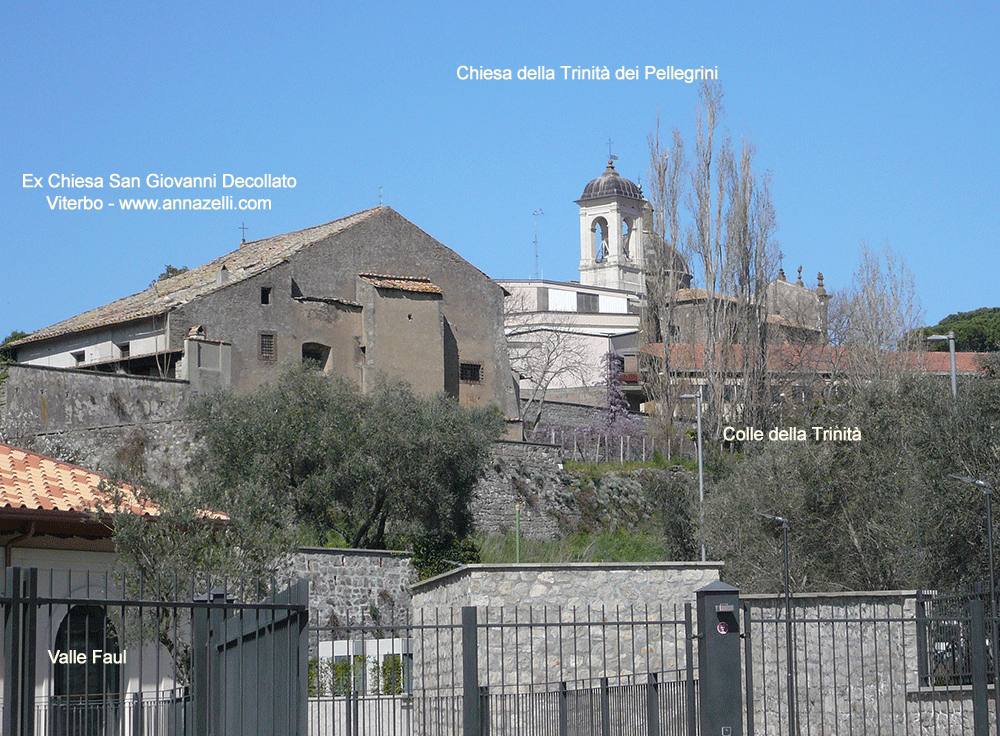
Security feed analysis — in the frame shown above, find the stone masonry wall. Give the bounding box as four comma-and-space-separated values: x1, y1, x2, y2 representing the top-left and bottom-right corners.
472, 441, 671, 541
287, 548, 416, 634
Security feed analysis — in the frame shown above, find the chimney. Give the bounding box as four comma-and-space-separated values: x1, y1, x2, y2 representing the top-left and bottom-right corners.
216, 265, 229, 287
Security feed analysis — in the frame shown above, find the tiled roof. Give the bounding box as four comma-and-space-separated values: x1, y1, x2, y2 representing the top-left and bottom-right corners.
643, 343, 990, 376
14, 207, 385, 347
0, 443, 152, 517
358, 273, 443, 294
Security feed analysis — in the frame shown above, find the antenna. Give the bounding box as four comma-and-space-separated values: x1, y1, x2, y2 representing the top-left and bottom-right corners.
533, 209, 545, 279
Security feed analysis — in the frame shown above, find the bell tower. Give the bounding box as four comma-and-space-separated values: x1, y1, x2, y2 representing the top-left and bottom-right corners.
577, 159, 647, 293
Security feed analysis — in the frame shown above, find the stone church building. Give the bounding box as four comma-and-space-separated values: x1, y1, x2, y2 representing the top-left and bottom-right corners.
8, 207, 519, 421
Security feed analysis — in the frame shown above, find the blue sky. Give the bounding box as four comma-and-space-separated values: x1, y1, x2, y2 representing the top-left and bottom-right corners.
2, 1, 997, 342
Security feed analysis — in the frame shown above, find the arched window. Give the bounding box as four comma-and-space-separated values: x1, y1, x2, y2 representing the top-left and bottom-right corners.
591, 218, 609, 262
52, 605, 121, 736
621, 218, 632, 259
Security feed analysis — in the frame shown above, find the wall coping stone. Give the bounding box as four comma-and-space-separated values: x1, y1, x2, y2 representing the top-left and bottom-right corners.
412, 561, 724, 593
5, 362, 189, 384
295, 546, 413, 558
742, 589, 920, 602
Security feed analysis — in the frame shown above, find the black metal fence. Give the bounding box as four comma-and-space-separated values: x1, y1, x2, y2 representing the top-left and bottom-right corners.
742, 590, 999, 736
306, 603, 699, 736
1, 566, 308, 736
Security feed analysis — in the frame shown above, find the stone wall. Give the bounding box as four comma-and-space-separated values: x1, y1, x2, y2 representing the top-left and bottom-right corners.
471, 442, 570, 539
287, 548, 416, 633
412, 561, 721, 611
1, 363, 198, 486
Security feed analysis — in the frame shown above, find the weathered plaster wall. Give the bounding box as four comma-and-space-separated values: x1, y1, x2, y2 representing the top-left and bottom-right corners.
1, 363, 190, 439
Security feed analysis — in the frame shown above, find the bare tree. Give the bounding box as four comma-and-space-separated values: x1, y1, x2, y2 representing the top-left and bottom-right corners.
641, 118, 687, 435
828, 242, 925, 389
643, 82, 780, 438
505, 290, 591, 429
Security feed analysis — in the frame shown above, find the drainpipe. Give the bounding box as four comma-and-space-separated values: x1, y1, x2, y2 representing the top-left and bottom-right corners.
4, 520, 36, 567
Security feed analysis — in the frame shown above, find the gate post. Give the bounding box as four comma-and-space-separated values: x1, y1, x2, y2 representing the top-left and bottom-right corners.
2, 567, 38, 736
462, 606, 481, 736
697, 581, 743, 736
969, 597, 989, 736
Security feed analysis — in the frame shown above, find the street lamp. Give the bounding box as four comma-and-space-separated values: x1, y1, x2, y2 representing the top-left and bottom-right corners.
756, 511, 797, 736
680, 392, 705, 562
925, 331, 957, 400
949, 473, 997, 716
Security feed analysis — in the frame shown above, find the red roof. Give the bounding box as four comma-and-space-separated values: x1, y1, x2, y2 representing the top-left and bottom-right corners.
642, 343, 990, 376
0, 443, 153, 518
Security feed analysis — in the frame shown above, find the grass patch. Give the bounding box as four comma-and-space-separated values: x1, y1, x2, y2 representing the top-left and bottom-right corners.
476, 529, 674, 564
564, 454, 696, 478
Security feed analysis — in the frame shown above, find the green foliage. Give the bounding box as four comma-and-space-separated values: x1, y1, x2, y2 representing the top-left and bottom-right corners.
642, 470, 698, 560
477, 529, 671, 564
189, 365, 503, 550
309, 656, 367, 696
153, 264, 189, 283
378, 654, 406, 695
923, 307, 1000, 352
702, 373, 1000, 593
411, 533, 481, 580
95, 476, 296, 586
0, 330, 29, 381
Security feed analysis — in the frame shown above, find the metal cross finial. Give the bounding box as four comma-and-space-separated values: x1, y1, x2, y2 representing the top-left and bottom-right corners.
607, 138, 618, 161
238, 223, 248, 242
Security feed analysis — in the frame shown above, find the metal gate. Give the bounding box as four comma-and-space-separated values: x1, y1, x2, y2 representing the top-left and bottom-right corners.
741, 589, 999, 736
2, 566, 308, 736
307, 603, 699, 736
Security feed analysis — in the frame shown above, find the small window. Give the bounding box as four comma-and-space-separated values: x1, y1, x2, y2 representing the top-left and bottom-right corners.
259, 333, 276, 360
460, 362, 482, 383
116, 342, 130, 359
71, 350, 85, 364
261, 287, 272, 305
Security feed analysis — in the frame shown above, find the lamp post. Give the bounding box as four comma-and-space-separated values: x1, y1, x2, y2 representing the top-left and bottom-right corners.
926, 331, 957, 400
681, 392, 705, 562
757, 511, 797, 736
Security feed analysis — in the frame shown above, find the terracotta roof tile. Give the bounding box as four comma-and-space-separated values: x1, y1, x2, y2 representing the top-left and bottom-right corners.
357, 273, 443, 294
0, 443, 153, 517
643, 343, 991, 376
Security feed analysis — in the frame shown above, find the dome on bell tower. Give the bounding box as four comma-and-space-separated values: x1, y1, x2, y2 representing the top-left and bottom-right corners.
579, 159, 643, 202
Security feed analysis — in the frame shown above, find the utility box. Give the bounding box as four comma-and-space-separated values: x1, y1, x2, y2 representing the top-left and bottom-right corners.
697, 580, 743, 736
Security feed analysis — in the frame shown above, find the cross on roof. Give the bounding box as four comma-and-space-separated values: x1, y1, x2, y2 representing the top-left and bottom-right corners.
238, 222, 248, 242
607, 138, 618, 161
